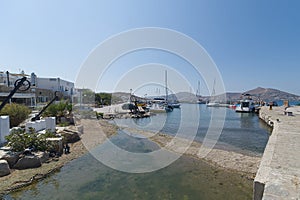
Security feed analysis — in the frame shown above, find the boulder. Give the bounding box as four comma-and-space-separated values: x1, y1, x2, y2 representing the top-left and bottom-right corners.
34, 151, 49, 163
60, 129, 80, 143
0, 160, 10, 177
76, 125, 83, 135
46, 137, 63, 155
13, 155, 41, 169
0, 150, 20, 168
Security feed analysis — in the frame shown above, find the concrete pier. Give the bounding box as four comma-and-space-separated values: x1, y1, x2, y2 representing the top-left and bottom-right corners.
254, 106, 300, 200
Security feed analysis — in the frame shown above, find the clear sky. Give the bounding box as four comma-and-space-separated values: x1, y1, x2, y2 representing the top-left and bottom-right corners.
1, 0, 299, 95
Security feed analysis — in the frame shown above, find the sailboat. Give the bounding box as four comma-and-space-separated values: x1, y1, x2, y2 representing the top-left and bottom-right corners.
196, 80, 206, 104
164, 70, 174, 112
206, 79, 220, 107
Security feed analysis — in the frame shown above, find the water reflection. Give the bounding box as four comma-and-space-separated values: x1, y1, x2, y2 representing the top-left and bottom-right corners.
239, 113, 255, 129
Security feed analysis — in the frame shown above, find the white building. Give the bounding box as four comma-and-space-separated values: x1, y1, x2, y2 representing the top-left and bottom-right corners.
36, 77, 74, 96
0, 71, 75, 106
0, 71, 30, 87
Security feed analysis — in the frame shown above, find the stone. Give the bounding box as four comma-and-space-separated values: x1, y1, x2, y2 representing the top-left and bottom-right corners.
60, 129, 80, 143
34, 151, 49, 163
76, 125, 83, 135
0, 159, 10, 177
46, 137, 63, 155
13, 155, 41, 169
0, 150, 20, 168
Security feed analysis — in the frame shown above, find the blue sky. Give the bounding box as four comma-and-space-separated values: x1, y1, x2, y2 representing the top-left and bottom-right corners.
0, 0, 299, 95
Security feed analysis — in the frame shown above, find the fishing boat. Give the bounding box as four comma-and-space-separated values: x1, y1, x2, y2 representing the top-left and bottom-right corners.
235, 94, 255, 113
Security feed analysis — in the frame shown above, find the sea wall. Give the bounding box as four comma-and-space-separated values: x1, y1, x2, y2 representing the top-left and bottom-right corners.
254, 106, 300, 199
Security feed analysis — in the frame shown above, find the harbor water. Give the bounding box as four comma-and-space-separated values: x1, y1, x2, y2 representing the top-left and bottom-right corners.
4, 104, 271, 200
115, 104, 271, 156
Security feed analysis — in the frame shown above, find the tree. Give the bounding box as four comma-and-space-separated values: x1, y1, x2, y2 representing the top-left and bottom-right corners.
95, 93, 112, 107
42, 101, 73, 124
0, 103, 31, 127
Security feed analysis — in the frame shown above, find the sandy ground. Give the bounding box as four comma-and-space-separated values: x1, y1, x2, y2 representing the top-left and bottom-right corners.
0, 118, 260, 196
122, 127, 261, 177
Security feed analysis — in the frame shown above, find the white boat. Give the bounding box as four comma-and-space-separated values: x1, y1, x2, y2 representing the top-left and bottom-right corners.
196, 80, 206, 104
235, 94, 255, 113
148, 103, 166, 113
169, 103, 180, 108
206, 102, 220, 107
206, 79, 220, 107
164, 70, 173, 112
147, 70, 175, 113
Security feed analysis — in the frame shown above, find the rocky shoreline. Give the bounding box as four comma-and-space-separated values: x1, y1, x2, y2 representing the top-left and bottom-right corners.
1, 118, 261, 197
0, 119, 117, 196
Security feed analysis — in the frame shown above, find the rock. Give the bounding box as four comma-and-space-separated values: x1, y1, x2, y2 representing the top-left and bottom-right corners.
46, 137, 63, 155
34, 151, 49, 163
76, 125, 83, 135
0, 150, 20, 168
60, 129, 80, 143
13, 155, 41, 169
0, 160, 10, 177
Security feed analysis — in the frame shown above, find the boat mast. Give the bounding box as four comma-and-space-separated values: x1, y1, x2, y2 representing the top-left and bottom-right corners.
197, 80, 201, 97
165, 70, 168, 103
212, 78, 216, 97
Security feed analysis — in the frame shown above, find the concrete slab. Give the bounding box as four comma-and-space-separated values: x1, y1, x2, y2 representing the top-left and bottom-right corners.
254, 106, 300, 200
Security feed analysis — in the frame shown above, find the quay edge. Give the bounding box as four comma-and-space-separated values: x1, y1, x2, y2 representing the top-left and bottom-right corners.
254, 106, 300, 200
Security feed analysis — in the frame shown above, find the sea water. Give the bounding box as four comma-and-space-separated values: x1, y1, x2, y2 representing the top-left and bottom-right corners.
4, 104, 270, 200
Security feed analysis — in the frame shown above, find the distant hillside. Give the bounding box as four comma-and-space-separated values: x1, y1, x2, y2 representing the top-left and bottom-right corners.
109, 87, 300, 104
244, 87, 300, 101
174, 92, 198, 103
226, 87, 300, 102
175, 87, 300, 103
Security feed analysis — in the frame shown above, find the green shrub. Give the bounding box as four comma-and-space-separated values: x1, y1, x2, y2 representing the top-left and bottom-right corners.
0, 103, 31, 127
42, 101, 72, 123
5, 128, 58, 152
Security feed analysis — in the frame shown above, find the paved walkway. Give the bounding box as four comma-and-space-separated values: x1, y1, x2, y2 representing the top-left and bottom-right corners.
254, 106, 300, 200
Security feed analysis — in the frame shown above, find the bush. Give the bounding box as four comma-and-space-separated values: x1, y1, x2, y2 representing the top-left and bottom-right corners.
0, 103, 31, 127
5, 128, 58, 152
42, 101, 72, 124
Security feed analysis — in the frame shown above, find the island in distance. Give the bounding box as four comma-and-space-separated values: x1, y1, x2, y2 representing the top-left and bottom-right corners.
109, 87, 300, 104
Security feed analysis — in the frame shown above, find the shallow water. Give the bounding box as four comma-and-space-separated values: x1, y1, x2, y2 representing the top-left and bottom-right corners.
114, 104, 271, 156
6, 153, 253, 200
4, 104, 270, 200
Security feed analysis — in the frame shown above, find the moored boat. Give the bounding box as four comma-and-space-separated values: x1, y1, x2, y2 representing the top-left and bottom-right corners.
235, 94, 255, 113
169, 102, 180, 108
206, 102, 220, 107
